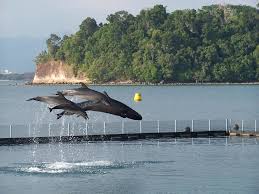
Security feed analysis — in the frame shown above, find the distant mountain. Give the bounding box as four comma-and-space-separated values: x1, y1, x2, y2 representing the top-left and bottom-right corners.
0, 37, 46, 73
0, 72, 34, 81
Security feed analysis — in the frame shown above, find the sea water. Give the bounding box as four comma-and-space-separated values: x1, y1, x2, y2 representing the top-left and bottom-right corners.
0, 81, 259, 194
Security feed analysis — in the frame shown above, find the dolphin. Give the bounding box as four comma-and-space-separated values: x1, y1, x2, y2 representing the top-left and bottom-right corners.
57, 92, 142, 120
26, 95, 69, 108
27, 92, 89, 120
59, 83, 111, 106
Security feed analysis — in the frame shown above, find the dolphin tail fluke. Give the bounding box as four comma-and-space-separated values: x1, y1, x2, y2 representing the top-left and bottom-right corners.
57, 113, 62, 120
48, 107, 53, 112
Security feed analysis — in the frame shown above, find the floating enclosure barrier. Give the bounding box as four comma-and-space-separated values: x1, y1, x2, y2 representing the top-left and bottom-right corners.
0, 119, 258, 145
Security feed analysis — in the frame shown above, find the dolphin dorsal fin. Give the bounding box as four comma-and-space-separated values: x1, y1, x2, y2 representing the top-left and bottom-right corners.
103, 91, 112, 105
80, 82, 89, 89
57, 91, 66, 98
103, 91, 110, 98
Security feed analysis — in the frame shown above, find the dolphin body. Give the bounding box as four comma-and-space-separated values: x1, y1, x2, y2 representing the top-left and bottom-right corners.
27, 92, 89, 120
57, 92, 142, 120
26, 95, 69, 108
60, 83, 111, 106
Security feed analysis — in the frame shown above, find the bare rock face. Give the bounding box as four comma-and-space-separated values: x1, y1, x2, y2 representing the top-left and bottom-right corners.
32, 61, 90, 84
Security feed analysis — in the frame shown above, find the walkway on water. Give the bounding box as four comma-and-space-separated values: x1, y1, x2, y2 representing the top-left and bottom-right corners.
0, 130, 231, 146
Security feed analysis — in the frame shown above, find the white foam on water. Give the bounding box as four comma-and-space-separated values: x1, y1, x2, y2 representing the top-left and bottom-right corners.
21, 166, 65, 174
46, 160, 112, 170
18, 160, 113, 174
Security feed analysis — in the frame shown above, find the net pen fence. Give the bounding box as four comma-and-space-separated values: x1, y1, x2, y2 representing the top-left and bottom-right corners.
0, 119, 258, 138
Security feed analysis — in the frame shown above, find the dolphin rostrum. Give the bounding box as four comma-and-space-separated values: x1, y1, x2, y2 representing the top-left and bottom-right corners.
57, 91, 142, 120
60, 83, 111, 106
27, 92, 89, 120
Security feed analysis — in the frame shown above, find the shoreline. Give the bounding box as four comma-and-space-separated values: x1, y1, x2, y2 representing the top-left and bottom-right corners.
23, 81, 259, 86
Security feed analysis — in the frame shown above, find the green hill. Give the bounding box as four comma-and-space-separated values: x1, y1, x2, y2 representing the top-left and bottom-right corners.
35, 4, 259, 83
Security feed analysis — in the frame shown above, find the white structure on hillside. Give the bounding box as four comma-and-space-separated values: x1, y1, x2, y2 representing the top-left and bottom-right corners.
0, 69, 12, 74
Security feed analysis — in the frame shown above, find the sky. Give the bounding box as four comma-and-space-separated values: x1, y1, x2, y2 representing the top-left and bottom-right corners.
0, 0, 257, 73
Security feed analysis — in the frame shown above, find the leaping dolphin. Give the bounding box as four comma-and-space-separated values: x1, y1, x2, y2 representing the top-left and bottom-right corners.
59, 83, 111, 106
27, 92, 89, 120
57, 91, 142, 120
26, 95, 69, 108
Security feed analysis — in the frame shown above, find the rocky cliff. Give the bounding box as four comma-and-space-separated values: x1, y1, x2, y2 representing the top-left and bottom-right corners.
32, 61, 90, 84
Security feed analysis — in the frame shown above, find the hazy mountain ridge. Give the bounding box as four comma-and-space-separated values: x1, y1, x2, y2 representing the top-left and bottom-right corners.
0, 72, 34, 81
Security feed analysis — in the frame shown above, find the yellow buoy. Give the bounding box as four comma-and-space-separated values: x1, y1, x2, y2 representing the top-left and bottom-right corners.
134, 93, 142, 102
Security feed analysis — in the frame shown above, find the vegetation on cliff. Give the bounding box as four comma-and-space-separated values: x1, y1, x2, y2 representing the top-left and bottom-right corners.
35, 4, 259, 83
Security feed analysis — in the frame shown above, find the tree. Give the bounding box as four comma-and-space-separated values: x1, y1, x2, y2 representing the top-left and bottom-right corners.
46, 34, 61, 58
35, 4, 259, 83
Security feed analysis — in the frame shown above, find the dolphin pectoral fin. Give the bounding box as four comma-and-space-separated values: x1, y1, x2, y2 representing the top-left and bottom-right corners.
84, 112, 89, 120
120, 113, 127, 118
80, 113, 88, 120
52, 104, 70, 110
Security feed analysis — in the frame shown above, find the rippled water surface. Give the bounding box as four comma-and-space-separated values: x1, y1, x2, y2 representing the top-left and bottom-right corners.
1, 81, 259, 193
0, 138, 259, 194
0, 81, 259, 124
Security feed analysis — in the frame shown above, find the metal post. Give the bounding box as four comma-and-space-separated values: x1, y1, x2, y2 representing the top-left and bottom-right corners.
174, 120, 177, 132
103, 121, 106, 134
85, 122, 88, 135
9, 124, 12, 138
122, 121, 124, 134
28, 124, 31, 137
67, 123, 70, 136
139, 121, 142, 133
191, 120, 194, 132
157, 120, 160, 133
48, 123, 51, 136
225, 137, 228, 146
255, 120, 257, 132
241, 120, 244, 132
72, 122, 75, 136
226, 119, 228, 131
209, 120, 211, 131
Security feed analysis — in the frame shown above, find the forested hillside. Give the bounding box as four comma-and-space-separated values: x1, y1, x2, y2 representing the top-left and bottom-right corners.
35, 4, 259, 83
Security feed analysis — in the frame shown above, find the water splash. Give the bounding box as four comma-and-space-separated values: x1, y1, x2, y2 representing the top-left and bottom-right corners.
0, 160, 174, 176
